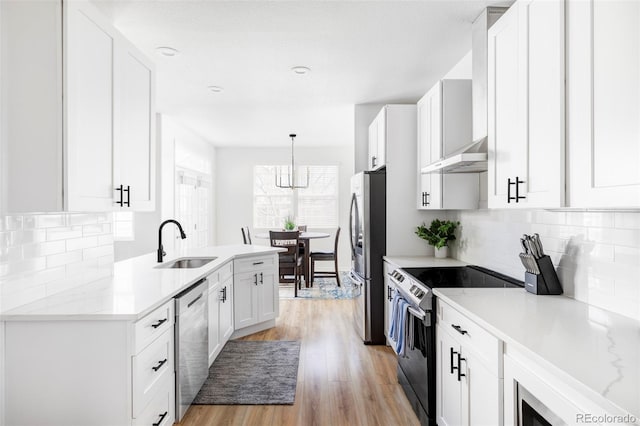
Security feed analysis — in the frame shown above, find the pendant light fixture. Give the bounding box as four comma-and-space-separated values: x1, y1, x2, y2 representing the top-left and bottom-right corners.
275, 134, 309, 189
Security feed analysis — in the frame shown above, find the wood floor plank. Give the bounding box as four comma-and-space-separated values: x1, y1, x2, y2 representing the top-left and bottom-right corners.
176, 298, 420, 426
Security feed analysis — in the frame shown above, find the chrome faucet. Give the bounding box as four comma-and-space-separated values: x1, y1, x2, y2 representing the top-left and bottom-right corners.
158, 219, 187, 263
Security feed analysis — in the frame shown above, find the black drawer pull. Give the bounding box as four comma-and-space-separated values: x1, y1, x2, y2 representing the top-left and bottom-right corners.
152, 411, 168, 426
457, 353, 466, 381
253, 261, 264, 265
450, 347, 457, 375
451, 324, 468, 335
151, 318, 167, 329
151, 358, 168, 372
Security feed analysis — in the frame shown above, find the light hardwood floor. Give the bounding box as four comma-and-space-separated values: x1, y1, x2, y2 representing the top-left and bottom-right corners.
177, 298, 420, 426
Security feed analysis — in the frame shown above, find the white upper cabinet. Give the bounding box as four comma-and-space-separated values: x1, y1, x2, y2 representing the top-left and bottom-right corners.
417, 80, 479, 210
0, 0, 155, 213
368, 107, 386, 170
487, 0, 564, 209
567, 0, 640, 208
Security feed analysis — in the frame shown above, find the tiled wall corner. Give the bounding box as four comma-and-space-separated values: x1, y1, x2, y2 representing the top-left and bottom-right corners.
0, 213, 114, 312
449, 210, 640, 321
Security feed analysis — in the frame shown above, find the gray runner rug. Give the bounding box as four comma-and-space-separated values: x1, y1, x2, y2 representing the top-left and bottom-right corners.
193, 340, 301, 405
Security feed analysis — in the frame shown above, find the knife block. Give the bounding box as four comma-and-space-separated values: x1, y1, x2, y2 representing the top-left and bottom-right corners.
524, 255, 563, 295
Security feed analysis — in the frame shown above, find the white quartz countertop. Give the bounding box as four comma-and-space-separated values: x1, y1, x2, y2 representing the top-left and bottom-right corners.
383, 256, 467, 268
1, 245, 282, 321
433, 287, 640, 420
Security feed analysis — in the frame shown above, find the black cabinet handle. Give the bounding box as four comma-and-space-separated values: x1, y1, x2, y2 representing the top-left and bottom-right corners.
450, 347, 457, 375
152, 411, 168, 426
124, 185, 131, 207
253, 261, 264, 265
457, 353, 466, 381
451, 324, 468, 335
151, 358, 167, 372
260, 272, 264, 284
221, 286, 227, 303
372, 156, 377, 167
151, 318, 167, 329
254, 274, 258, 285
115, 185, 124, 206
508, 177, 526, 203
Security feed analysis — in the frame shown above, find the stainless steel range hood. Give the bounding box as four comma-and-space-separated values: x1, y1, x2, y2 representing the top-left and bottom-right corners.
423, 7, 507, 174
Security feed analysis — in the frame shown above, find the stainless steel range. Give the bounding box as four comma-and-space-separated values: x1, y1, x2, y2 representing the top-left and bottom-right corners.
388, 265, 523, 426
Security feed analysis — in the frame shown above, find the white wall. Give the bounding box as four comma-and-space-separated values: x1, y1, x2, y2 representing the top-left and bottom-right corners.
114, 114, 216, 261
216, 146, 354, 270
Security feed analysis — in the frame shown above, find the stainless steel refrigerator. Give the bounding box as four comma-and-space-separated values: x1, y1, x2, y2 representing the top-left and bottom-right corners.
349, 170, 386, 344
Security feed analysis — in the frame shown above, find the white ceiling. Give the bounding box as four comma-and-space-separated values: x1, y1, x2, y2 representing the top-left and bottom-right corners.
94, 0, 492, 147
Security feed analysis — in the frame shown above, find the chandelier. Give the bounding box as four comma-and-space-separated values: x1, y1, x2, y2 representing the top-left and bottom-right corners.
275, 134, 309, 189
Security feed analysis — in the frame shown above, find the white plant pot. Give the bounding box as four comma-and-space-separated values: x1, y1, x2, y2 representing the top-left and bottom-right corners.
434, 246, 448, 259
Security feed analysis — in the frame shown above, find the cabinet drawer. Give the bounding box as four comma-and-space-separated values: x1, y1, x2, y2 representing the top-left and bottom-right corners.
134, 300, 174, 354
132, 327, 173, 417
133, 374, 174, 425
438, 299, 502, 376
234, 254, 276, 274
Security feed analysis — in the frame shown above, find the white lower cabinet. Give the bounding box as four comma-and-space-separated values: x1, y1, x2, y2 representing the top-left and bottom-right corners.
436, 299, 503, 426
233, 254, 278, 331
208, 261, 234, 365
4, 300, 175, 426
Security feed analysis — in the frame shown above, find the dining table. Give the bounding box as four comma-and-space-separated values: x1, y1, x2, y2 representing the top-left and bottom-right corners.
254, 231, 330, 286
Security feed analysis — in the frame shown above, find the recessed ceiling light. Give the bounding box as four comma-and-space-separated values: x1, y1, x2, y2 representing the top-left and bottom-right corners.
156, 46, 180, 57
291, 66, 311, 75
208, 86, 224, 93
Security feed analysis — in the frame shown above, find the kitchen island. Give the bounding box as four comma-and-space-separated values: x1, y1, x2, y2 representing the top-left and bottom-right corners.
1, 244, 283, 426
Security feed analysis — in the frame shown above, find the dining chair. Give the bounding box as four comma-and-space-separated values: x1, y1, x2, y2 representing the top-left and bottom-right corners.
309, 227, 341, 287
269, 230, 303, 296
241, 226, 252, 245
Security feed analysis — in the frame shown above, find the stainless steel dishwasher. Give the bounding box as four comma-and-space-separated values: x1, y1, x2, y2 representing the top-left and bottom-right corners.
175, 279, 209, 422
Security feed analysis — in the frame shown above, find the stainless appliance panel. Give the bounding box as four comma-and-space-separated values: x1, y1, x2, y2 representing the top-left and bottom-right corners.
175, 280, 209, 422
517, 383, 566, 426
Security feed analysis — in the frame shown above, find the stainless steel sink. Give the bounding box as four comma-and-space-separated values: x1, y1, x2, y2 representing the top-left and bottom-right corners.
156, 257, 217, 269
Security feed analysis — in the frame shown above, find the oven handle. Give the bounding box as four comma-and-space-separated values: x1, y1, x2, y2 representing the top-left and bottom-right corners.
407, 306, 426, 322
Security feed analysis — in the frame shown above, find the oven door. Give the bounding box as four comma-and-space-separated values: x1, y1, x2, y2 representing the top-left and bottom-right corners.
397, 307, 435, 425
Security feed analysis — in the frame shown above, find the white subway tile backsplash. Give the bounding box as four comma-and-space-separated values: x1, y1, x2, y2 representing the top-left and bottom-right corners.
66, 236, 98, 251
22, 241, 67, 258
450, 209, 640, 321
0, 213, 115, 312
82, 245, 113, 260
46, 226, 83, 241
46, 250, 83, 268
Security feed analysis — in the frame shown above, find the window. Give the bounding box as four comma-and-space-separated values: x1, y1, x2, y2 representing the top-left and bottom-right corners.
113, 211, 134, 241
254, 165, 339, 228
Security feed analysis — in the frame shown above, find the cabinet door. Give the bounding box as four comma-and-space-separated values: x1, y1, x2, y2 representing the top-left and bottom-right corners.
519, 0, 565, 208
234, 272, 258, 329
463, 346, 502, 426
368, 120, 378, 170
488, 4, 522, 208
567, 0, 640, 207
436, 325, 463, 426
257, 267, 277, 322
376, 109, 386, 168
114, 43, 156, 211
219, 277, 234, 342
417, 89, 442, 209
64, 1, 116, 211
207, 283, 221, 366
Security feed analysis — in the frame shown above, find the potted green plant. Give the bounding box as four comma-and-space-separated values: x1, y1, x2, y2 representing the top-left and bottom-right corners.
415, 219, 459, 258
283, 215, 296, 231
